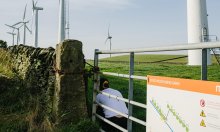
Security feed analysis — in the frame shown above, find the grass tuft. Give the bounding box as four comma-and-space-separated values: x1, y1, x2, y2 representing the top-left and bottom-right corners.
0, 48, 14, 77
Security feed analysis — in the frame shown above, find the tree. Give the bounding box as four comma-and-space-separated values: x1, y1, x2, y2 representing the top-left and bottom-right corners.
0, 40, 7, 48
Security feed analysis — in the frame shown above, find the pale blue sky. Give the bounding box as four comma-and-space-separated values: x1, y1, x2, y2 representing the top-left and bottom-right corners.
0, 0, 220, 59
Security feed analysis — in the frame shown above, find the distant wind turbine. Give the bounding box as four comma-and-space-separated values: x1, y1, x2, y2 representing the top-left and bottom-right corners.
105, 25, 112, 58
13, 4, 31, 45
58, 0, 66, 43
5, 24, 21, 45
7, 32, 16, 46
32, 0, 43, 48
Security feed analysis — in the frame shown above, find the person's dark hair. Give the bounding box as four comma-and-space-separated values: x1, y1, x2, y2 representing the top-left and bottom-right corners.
100, 78, 109, 90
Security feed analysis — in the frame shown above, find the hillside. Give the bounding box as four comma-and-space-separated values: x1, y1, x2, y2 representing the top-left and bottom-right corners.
100, 54, 219, 64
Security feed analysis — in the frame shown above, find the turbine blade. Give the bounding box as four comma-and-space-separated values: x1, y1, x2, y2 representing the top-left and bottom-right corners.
108, 24, 110, 37
35, 0, 38, 6
5, 24, 13, 28
105, 38, 109, 44
25, 25, 32, 34
7, 32, 13, 35
23, 4, 27, 20
32, 0, 35, 8
18, 24, 24, 28
12, 22, 22, 27
32, 0, 36, 16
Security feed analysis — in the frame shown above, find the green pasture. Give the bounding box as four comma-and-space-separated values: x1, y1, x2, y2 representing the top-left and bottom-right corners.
101, 54, 218, 64
87, 54, 220, 131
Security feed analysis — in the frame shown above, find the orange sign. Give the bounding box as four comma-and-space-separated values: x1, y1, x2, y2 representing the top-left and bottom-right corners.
147, 76, 220, 96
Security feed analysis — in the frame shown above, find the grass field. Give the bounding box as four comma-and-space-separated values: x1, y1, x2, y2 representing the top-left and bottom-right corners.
87, 54, 220, 131
100, 54, 219, 64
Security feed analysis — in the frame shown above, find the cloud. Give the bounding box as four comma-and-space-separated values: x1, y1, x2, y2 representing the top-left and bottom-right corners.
70, 0, 135, 10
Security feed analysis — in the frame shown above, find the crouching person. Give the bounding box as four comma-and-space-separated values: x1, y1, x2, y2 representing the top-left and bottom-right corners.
96, 78, 128, 132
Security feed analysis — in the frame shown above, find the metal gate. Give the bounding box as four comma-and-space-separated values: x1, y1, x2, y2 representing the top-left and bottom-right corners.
92, 42, 220, 132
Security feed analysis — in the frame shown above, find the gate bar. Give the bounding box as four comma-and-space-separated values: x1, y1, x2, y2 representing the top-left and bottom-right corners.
96, 102, 146, 126
97, 90, 146, 109
95, 114, 127, 132
102, 72, 146, 80
96, 42, 220, 54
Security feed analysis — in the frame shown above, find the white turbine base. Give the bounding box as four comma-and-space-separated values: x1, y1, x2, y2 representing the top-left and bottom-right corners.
188, 49, 211, 65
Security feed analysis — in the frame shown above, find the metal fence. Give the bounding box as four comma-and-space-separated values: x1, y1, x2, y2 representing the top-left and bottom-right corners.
92, 41, 220, 132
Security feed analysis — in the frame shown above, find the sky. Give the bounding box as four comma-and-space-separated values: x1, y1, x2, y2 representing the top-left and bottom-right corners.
0, 0, 220, 59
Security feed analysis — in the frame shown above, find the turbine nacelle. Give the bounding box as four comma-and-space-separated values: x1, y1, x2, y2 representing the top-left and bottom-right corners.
32, 0, 43, 11
34, 7, 43, 10
105, 25, 113, 57
108, 36, 112, 39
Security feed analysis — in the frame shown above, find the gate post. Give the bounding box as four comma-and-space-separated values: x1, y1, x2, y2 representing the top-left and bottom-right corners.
92, 49, 100, 121
54, 40, 87, 124
128, 52, 134, 132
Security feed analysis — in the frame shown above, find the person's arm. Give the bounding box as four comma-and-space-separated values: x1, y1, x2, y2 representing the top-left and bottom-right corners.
96, 94, 100, 103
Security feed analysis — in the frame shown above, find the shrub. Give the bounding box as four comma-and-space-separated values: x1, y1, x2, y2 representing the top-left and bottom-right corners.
0, 40, 7, 49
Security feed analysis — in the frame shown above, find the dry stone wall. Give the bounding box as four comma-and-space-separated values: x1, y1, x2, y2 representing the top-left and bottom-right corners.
8, 45, 56, 129
5, 40, 87, 130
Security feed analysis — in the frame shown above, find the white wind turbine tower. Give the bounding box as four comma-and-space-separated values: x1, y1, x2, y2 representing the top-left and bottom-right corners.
13, 4, 32, 45
58, 0, 66, 43
105, 25, 112, 58
32, 0, 43, 48
65, 0, 70, 39
187, 0, 210, 65
7, 32, 16, 46
5, 24, 21, 45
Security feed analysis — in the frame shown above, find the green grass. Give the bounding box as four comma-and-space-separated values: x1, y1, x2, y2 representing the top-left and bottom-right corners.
100, 54, 219, 64
0, 114, 28, 132
87, 54, 220, 132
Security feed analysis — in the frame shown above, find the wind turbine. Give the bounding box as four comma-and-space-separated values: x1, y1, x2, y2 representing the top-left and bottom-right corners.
58, 0, 66, 43
12, 4, 31, 45
5, 24, 21, 45
65, 0, 70, 39
7, 32, 16, 46
32, 0, 43, 48
105, 25, 112, 58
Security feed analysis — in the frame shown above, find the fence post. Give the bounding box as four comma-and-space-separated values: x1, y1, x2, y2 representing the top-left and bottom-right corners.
92, 49, 100, 121
128, 52, 134, 132
201, 48, 207, 80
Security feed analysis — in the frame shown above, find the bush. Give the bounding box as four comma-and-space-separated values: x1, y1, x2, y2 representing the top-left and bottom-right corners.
0, 40, 7, 49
